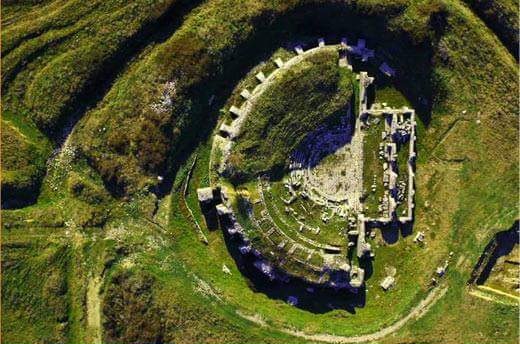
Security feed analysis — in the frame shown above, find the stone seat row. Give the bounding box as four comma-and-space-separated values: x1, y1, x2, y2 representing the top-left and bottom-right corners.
252, 188, 330, 271
218, 36, 394, 142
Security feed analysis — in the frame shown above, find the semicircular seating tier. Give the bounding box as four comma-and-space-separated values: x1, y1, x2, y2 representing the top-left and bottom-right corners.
200, 37, 417, 290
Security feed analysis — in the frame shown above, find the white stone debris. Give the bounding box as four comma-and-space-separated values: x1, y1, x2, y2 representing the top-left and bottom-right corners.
197, 187, 214, 203
240, 89, 251, 100
256, 71, 266, 83
380, 276, 395, 291
294, 45, 304, 55
150, 80, 177, 114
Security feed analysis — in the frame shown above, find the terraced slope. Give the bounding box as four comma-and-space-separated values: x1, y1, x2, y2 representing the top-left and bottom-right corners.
2, 1, 518, 343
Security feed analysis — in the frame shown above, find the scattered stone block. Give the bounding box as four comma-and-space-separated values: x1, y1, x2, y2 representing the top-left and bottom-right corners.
255, 71, 266, 83
254, 260, 274, 279
287, 296, 298, 306
229, 105, 242, 117
379, 62, 395, 77
350, 266, 365, 288
240, 89, 251, 100
197, 187, 214, 204
380, 276, 395, 291
239, 245, 251, 254
436, 266, 446, 277
216, 204, 232, 216
414, 231, 425, 243
222, 264, 231, 275
274, 58, 284, 68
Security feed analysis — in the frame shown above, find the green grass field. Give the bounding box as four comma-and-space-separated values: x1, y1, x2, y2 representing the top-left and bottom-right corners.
362, 117, 385, 218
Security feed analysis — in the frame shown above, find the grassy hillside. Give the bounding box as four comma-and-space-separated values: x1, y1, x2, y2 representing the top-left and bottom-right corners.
2, 233, 72, 344
1, 0, 518, 343
1, 0, 192, 206
463, 0, 519, 58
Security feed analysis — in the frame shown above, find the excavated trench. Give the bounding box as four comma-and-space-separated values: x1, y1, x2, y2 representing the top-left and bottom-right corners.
469, 220, 519, 285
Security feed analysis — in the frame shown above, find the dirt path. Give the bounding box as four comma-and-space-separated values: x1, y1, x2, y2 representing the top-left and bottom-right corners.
469, 285, 519, 306
238, 286, 448, 343
86, 276, 103, 344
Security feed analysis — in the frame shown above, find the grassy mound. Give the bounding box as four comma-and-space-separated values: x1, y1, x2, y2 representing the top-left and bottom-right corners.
1, 0, 187, 205
102, 263, 305, 344
227, 49, 354, 181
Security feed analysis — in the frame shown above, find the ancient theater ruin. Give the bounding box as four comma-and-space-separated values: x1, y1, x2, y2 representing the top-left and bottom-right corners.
199, 37, 417, 291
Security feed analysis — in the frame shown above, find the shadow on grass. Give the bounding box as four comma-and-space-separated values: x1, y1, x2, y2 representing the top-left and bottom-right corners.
289, 111, 357, 170
381, 227, 399, 245
469, 220, 519, 285
222, 228, 366, 314
373, 218, 415, 245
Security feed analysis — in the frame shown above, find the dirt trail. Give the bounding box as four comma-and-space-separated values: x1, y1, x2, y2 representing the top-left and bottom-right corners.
469, 285, 519, 306
238, 286, 448, 343
86, 276, 103, 344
